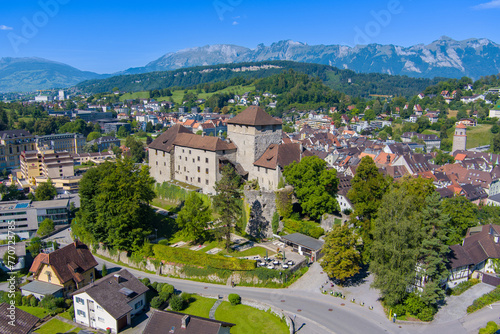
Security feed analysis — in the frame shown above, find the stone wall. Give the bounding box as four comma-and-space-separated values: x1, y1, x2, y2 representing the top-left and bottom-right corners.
244, 189, 277, 238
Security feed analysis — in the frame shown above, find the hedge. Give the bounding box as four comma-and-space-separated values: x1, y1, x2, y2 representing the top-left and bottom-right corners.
283, 218, 324, 239
467, 286, 500, 313
153, 244, 256, 271
451, 278, 480, 296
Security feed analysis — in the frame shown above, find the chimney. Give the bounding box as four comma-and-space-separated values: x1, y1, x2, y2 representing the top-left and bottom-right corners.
114, 274, 122, 283
181, 315, 190, 329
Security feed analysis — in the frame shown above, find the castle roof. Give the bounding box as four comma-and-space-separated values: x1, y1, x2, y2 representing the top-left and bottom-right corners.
148, 124, 192, 153
456, 123, 467, 129
227, 106, 282, 126
173, 133, 236, 152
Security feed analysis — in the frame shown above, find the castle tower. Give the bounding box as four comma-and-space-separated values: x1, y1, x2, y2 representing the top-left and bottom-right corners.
452, 123, 467, 153
227, 106, 282, 173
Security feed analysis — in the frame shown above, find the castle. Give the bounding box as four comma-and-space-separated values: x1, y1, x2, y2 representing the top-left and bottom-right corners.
148, 106, 305, 194
452, 123, 467, 153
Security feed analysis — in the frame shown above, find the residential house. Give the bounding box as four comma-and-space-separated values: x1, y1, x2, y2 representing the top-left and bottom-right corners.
143, 310, 235, 334
22, 241, 98, 299
447, 224, 500, 287
0, 303, 39, 334
73, 269, 148, 333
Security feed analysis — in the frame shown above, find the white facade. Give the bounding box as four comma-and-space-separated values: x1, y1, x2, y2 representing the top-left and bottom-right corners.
73, 291, 146, 333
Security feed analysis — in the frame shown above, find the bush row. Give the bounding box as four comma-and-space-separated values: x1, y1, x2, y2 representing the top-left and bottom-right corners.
467, 286, 500, 313
153, 244, 256, 271
283, 218, 324, 239
450, 278, 480, 296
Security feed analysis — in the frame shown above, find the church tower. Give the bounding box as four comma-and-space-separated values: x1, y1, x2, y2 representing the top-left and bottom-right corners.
452, 123, 467, 153
227, 106, 282, 173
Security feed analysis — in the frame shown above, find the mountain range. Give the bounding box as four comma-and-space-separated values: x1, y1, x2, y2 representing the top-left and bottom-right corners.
0, 57, 106, 93
1, 37, 500, 93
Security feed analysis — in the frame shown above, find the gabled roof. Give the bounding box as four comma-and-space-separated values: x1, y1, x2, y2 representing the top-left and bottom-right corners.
73, 269, 149, 320
0, 303, 39, 334
281, 233, 324, 251
148, 124, 191, 152
253, 143, 302, 170
227, 106, 282, 126
173, 133, 236, 152
143, 310, 235, 334
29, 241, 98, 285
448, 244, 475, 269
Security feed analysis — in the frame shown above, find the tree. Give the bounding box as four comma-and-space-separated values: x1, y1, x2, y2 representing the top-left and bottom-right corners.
73, 158, 156, 251
442, 196, 478, 245
370, 186, 422, 306
283, 156, 339, 220
0, 184, 26, 201
493, 133, 500, 153
27, 237, 42, 257
3, 250, 18, 269
348, 156, 388, 221
125, 136, 145, 163
272, 212, 280, 234
417, 192, 449, 308
117, 126, 130, 138
37, 218, 55, 237
176, 192, 212, 242
86, 131, 101, 142
35, 179, 57, 201
213, 165, 242, 250
321, 224, 361, 284
101, 264, 107, 277
434, 150, 455, 165
169, 295, 184, 311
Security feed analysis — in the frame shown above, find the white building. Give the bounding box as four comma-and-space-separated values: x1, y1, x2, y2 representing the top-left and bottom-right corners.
73, 269, 148, 333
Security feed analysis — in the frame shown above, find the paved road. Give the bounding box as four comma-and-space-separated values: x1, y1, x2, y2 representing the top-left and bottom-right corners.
95, 257, 402, 334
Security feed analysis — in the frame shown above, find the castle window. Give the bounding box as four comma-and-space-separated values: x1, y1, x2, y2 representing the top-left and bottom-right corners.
206, 158, 209, 163
155, 150, 157, 156
189, 150, 192, 154
182, 149, 185, 153
198, 177, 201, 183
198, 167, 200, 172
156, 162, 158, 165
206, 168, 209, 174
184, 167, 186, 172
186, 176, 188, 181
197, 156, 200, 161
206, 180, 209, 185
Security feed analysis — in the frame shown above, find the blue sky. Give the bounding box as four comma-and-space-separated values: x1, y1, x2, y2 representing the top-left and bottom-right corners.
0, 0, 499, 73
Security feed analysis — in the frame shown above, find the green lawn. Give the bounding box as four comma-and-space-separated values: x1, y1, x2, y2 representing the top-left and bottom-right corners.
215, 302, 289, 334
17, 306, 49, 318
182, 296, 217, 318
465, 124, 493, 149
422, 129, 439, 135
35, 318, 76, 334
60, 310, 74, 321
119, 91, 151, 101
224, 246, 274, 258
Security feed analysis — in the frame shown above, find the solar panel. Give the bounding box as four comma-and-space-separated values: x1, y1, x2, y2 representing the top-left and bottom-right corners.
119, 287, 134, 297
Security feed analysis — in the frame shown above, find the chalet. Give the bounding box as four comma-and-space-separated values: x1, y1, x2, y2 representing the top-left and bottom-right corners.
22, 241, 98, 299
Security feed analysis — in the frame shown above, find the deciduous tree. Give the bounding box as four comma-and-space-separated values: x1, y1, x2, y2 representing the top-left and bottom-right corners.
321, 224, 361, 284
35, 179, 57, 201
37, 218, 55, 237
283, 156, 339, 220
176, 192, 212, 243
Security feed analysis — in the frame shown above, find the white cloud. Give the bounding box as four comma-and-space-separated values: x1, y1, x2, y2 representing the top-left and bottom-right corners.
0, 25, 13, 30
232, 21, 239, 25
474, 0, 500, 9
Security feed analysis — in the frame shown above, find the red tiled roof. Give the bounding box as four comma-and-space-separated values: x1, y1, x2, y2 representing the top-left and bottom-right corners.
253, 143, 302, 169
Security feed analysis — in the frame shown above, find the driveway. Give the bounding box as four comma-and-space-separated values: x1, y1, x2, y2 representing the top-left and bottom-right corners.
433, 283, 496, 324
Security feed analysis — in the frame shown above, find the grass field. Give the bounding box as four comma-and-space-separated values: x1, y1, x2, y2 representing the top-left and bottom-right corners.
422, 129, 439, 135
214, 302, 289, 334
448, 110, 459, 118
17, 306, 49, 318
35, 318, 76, 334
465, 124, 493, 149
223, 246, 275, 258
119, 85, 255, 105
182, 296, 217, 318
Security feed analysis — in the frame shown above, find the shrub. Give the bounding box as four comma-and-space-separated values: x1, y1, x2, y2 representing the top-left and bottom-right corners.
283, 218, 324, 239
404, 294, 425, 316
417, 307, 436, 322
101, 264, 107, 277
65, 299, 73, 308
479, 321, 499, 334
162, 284, 175, 295
158, 239, 170, 246
392, 303, 406, 317
151, 282, 159, 291
228, 293, 241, 306
451, 278, 480, 296
169, 295, 184, 311
14, 292, 22, 306
22, 296, 29, 306
141, 278, 151, 287
30, 297, 38, 307
68, 305, 74, 318
159, 291, 172, 302
150, 296, 163, 309
181, 292, 192, 302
